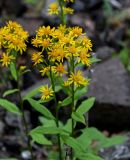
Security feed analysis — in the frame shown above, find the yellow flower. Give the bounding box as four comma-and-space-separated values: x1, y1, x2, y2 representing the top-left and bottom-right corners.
32, 37, 41, 47
8, 38, 27, 54
0, 53, 15, 67
58, 25, 66, 32
82, 37, 92, 51
6, 21, 22, 30
31, 52, 43, 65
48, 2, 59, 15
40, 38, 51, 49
51, 29, 64, 39
78, 48, 91, 66
71, 27, 83, 37
0, 21, 28, 54
67, 45, 79, 57
54, 63, 67, 76
64, 0, 74, 2
20, 65, 27, 71
40, 85, 54, 100
67, 70, 89, 87
37, 26, 54, 37
63, 7, 74, 14
40, 66, 55, 76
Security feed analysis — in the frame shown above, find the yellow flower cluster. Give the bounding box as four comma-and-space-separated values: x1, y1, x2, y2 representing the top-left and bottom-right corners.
0, 21, 29, 67
0, 21, 28, 54
48, 1, 74, 15
32, 25, 92, 96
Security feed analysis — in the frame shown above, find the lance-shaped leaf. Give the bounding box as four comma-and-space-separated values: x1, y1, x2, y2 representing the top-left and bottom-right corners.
76, 97, 95, 115
27, 98, 55, 120
10, 62, 17, 81
3, 89, 19, 97
31, 133, 52, 145
0, 98, 21, 115
30, 126, 69, 136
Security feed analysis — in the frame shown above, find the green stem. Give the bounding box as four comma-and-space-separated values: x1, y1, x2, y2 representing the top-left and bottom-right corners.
57, 0, 66, 25
71, 55, 75, 160
50, 67, 62, 160
17, 73, 34, 160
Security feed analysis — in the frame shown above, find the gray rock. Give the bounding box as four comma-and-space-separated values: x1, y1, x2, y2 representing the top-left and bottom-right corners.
87, 58, 130, 130
16, 18, 43, 36
88, 58, 130, 106
99, 133, 130, 160
96, 46, 115, 61
0, 121, 4, 137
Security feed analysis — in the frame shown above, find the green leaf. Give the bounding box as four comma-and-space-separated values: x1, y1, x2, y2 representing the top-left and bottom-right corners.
77, 131, 92, 149
74, 87, 88, 100
27, 98, 55, 120
72, 112, 85, 124
31, 133, 52, 145
0, 98, 21, 115
61, 135, 85, 153
76, 97, 95, 115
76, 153, 103, 160
0, 158, 18, 160
23, 87, 41, 100
39, 116, 56, 127
61, 97, 72, 107
9, 62, 17, 81
81, 127, 106, 142
20, 69, 31, 75
3, 89, 19, 97
119, 48, 129, 67
90, 57, 101, 64
30, 126, 68, 136
55, 85, 62, 92
63, 119, 72, 133
102, 135, 126, 148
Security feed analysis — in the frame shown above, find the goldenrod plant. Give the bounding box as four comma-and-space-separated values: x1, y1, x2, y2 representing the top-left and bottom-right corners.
0, 21, 34, 160
0, 1, 126, 160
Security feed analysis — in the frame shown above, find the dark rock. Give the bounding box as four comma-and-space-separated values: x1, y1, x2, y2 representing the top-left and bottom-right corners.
106, 25, 125, 48
3, 0, 26, 16
79, 0, 103, 10
87, 58, 130, 131
96, 46, 115, 60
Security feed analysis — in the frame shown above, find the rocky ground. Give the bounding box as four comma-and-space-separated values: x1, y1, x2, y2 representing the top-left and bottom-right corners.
1, 0, 130, 159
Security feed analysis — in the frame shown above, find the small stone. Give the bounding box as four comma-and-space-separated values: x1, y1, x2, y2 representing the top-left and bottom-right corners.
96, 46, 115, 60
21, 150, 31, 160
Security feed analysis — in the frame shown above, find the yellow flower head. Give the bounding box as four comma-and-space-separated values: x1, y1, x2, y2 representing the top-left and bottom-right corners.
67, 70, 89, 87
40, 38, 51, 49
37, 26, 54, 37
64, 0, 74, 2
71, 27, 83, 37
82, 37, 93, 51
0, 53, 15, 67
63, 7, 74, 14
6, 21, 22, 30
32, 37, 41, 47
40, 85, 54, 100
48, 2, 59, 15
54, 63, 67, 76
0, 21, 28, 54
78, 48, 91, 66
31, 52, 43, 65
8, 38, 27, 54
